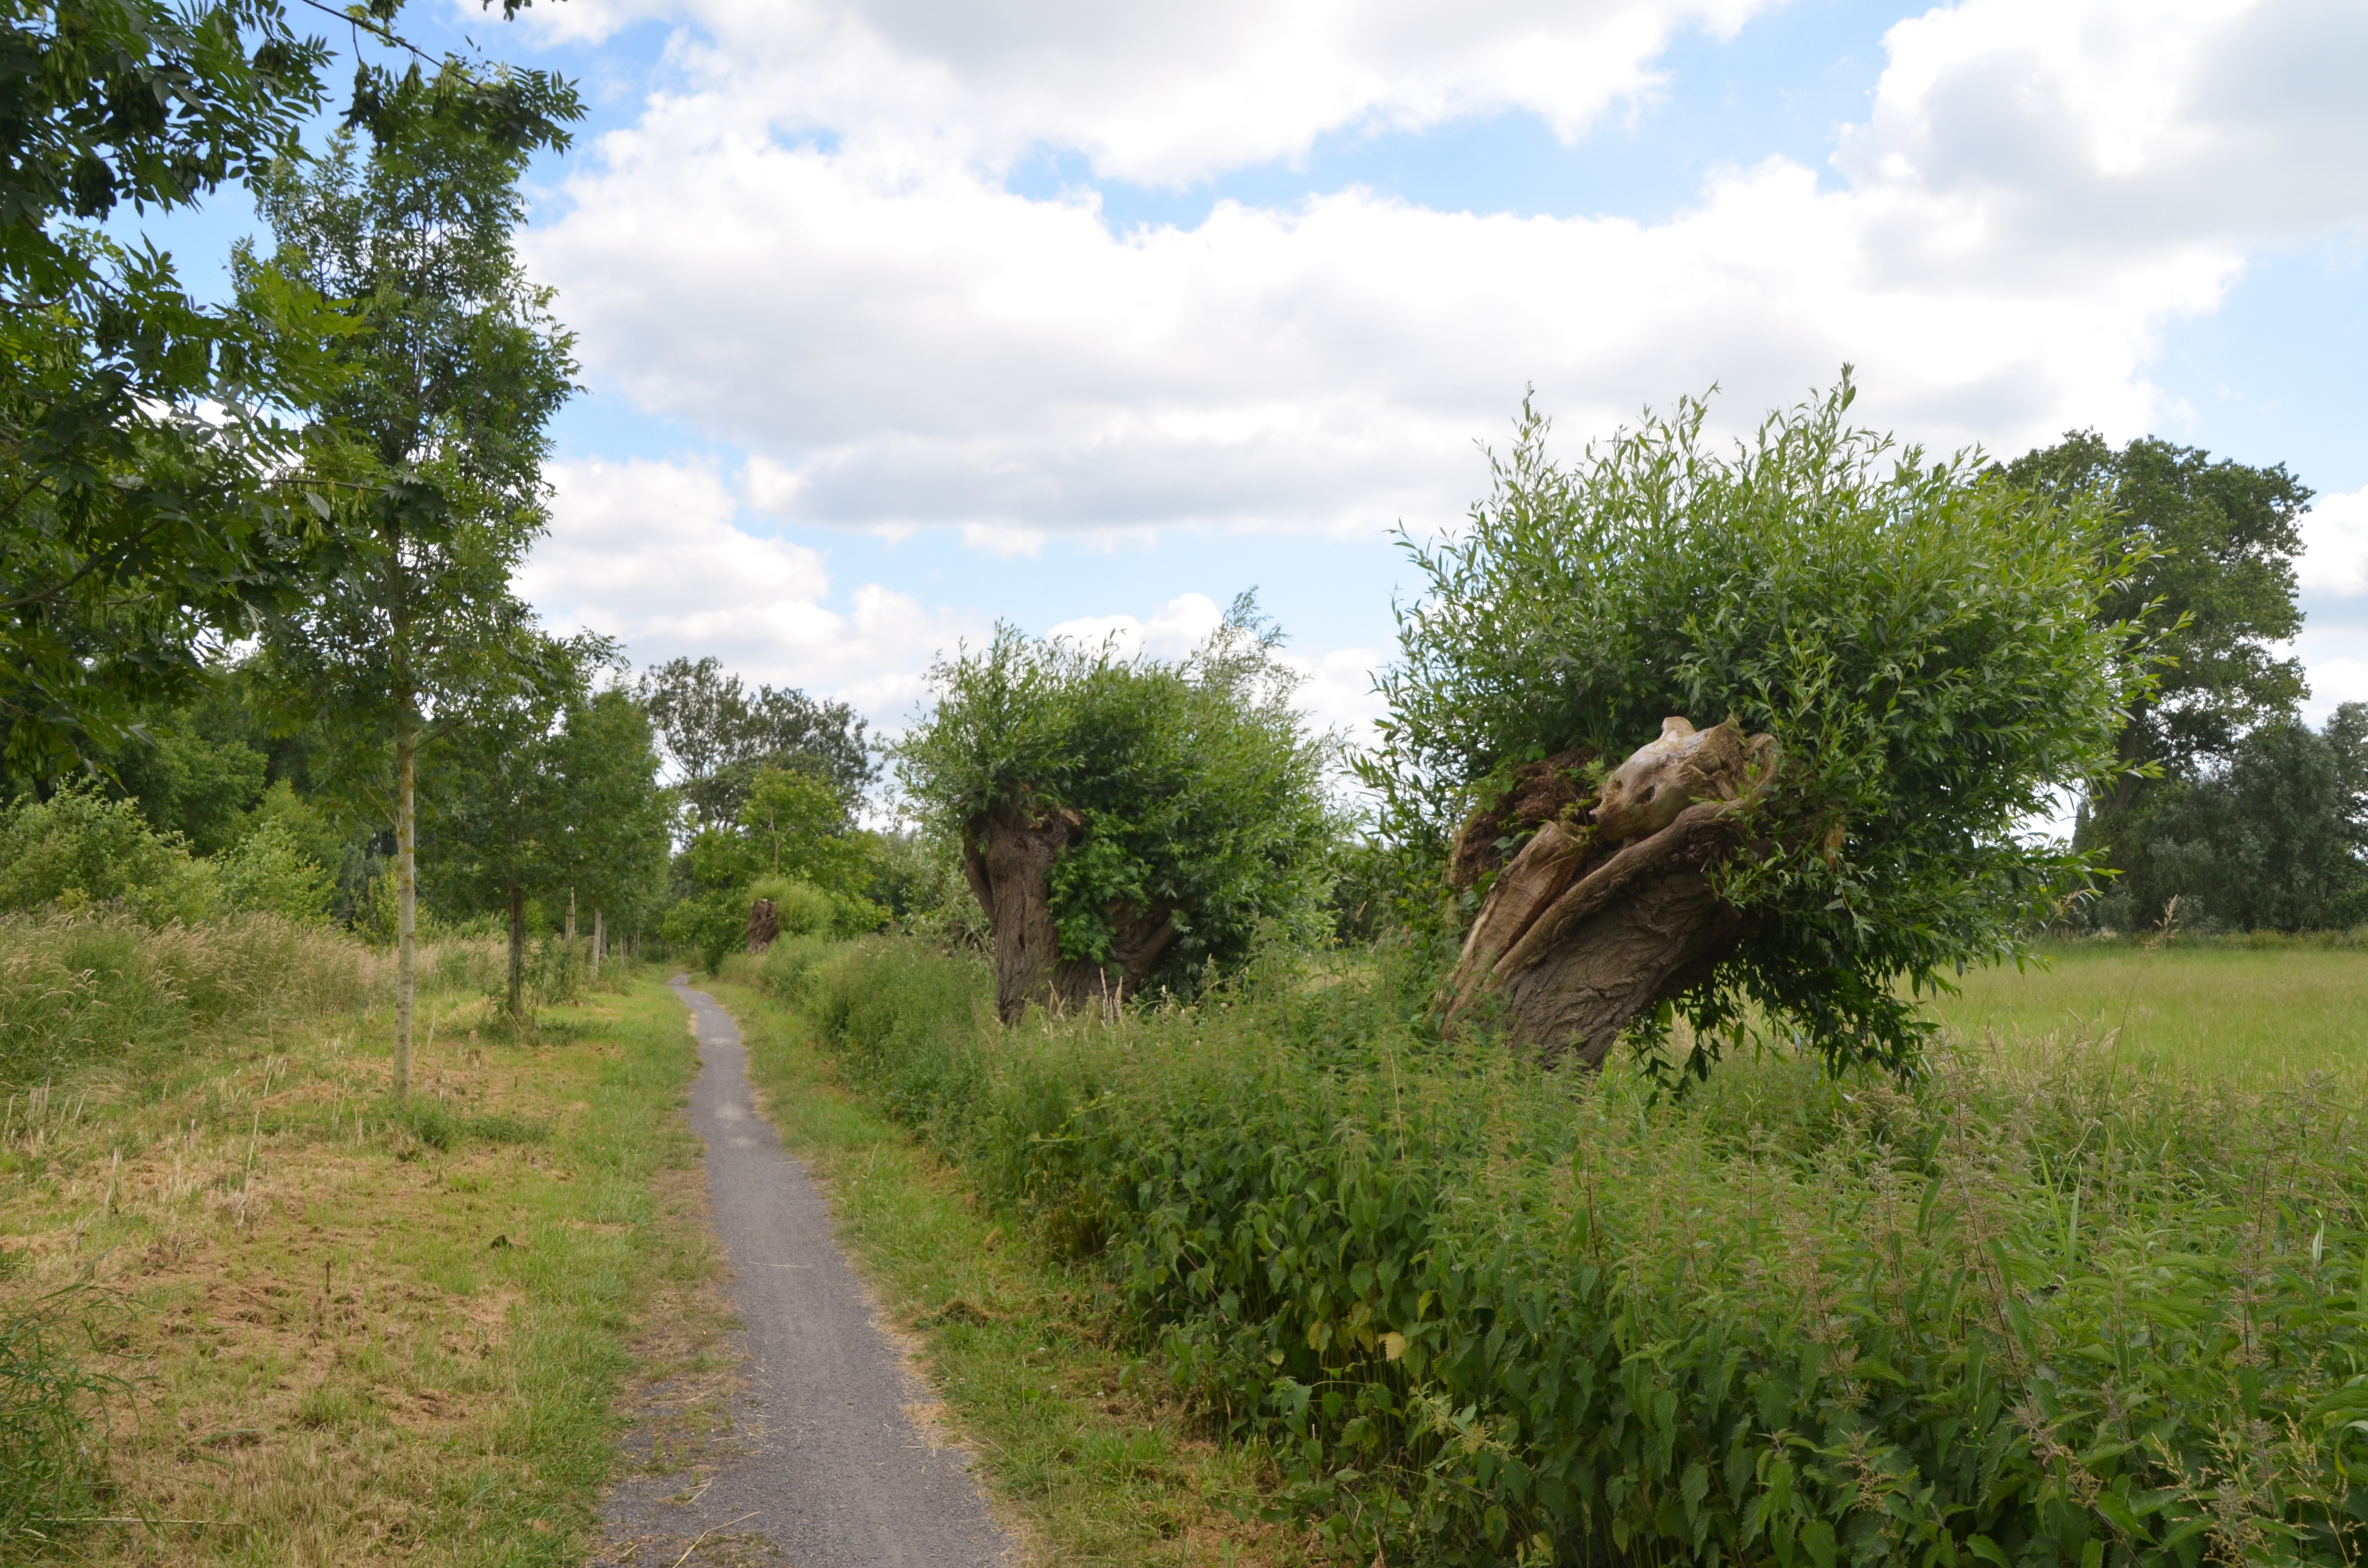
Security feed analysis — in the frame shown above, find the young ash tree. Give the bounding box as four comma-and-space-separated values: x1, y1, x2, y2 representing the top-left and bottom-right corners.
546, 685, 674, 976
1368, 375, 2151, 1076
423, 635, 612, 1021
246, 82, 577, 1091
898, 598, 1341, 1022
0, 0, 572, 779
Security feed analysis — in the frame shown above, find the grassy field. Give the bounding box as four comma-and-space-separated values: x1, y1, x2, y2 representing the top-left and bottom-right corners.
0, 932, 711, 1565
1924, 940, 2368, 1081
708, 970, 1320, 1568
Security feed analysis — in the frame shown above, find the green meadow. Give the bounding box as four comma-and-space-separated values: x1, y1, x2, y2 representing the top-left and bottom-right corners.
1926, 939, 2368, 1083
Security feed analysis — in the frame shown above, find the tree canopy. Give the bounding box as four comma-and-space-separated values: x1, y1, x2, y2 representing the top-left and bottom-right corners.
637, 656, 874, 829
2001, 433, 2309, 781
2109, 706, 2368, 933
898, 597, 1339, 1017
1368, 377, 2151, 1073
1999, 432, 2333, 927
0, 0, 576, 779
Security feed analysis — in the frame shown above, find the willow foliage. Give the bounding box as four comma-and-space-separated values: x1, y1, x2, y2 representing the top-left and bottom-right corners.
1365, 376, 2154, 1071
897, 596, 1340, 991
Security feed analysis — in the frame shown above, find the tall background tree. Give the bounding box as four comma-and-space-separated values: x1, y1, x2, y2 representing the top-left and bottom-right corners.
545, 684, 675, 973
2001, 435, 2316, 902
637, 656, 874, 830
424, 635, 605, 1021
1997, 432, 2368, 931
246, 81, 578, 1093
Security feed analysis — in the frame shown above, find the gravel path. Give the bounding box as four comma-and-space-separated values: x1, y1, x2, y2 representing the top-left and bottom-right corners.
597, 977, 1016, 1567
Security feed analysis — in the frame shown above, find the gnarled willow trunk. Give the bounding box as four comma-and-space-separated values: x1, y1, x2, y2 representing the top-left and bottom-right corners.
962, 803, 1178, 1024
1444, 718, 1778, 1066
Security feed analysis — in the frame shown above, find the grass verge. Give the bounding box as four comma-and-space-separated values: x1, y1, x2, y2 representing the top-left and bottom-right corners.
0, 962, 704, 1565
727, 935, 2368, 1567
704, 971, 1319, 1567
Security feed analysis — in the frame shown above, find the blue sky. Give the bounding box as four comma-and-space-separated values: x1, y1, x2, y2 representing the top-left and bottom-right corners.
151, 0, 2368, 743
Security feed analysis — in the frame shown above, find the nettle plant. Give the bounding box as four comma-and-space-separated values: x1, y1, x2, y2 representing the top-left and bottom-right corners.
1366, 374, 2159, 1075
896, 597, 1341, 1021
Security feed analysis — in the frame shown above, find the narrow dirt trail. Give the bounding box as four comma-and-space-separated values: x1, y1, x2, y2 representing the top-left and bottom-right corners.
598, 977, 1016, 1566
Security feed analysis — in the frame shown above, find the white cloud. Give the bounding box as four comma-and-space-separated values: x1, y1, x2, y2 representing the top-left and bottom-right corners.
1048, 592, 1227, 660
522, 0, 2366, 548
2295, 634, 2368, 723
2299, 486, 2368, 598
1288, 644, 1390, 747
530, 147, 2231, 541
512, 0, 1780, 184
520, 456, 980, 723
1838, 0, 2368, 248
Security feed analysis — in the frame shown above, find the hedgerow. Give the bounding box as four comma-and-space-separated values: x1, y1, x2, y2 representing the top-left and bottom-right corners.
747, 935, 2368, 1566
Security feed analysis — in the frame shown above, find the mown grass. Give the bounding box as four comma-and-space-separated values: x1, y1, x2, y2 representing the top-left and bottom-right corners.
1926, 940, 2368, 1083
705, 968, 1321, 1567
0, 923, 706, 1565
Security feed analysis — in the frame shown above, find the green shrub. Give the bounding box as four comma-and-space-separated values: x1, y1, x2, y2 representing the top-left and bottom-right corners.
216, 817, 335, 921
767, 937, 2368, 1566
776, 878, 839, 937
750, 874, 881, 939
384, 1096, 546, 1152
661, 889, 747, 975
0, 787, 219, 926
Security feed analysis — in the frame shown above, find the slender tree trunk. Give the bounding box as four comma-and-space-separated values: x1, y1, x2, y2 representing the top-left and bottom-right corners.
566, 887, 576, 944
394, 725, 417, 1099
591, 908, 604, 981
507, 881, 526, 1022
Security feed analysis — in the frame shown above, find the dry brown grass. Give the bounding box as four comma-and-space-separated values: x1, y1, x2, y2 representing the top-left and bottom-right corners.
0, 963, 704, 1566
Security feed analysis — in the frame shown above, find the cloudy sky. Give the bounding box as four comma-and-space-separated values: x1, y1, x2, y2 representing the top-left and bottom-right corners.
381, 0, 2368, 737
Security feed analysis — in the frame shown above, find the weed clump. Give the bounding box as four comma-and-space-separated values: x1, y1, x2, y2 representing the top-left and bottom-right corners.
762, 936, 2368, 1566
383, 1097, 547, 1152
0, 1280, 129, 1553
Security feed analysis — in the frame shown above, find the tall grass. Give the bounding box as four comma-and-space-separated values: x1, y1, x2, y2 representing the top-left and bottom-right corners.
743, 935, 2368, 1566
0, 913, 536, 1088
